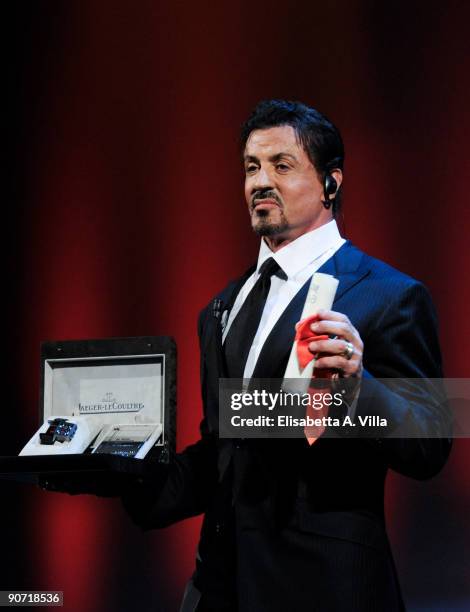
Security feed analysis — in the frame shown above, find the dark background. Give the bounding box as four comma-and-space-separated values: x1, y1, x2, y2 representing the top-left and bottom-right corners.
6, 1, 470, 611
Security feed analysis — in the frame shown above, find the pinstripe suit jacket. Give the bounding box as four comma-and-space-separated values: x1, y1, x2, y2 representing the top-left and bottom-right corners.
124, 241, 451, 612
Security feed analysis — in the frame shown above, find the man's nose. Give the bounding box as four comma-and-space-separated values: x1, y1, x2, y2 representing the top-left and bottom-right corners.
251, 166, 273, 191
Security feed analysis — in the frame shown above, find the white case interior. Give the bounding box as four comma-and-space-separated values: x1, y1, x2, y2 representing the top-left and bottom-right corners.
20, 354, 165, 459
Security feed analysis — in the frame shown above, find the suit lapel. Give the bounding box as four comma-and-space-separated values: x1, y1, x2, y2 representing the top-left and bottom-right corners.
204, 265, 256, 379
317, 240, 369, 302
205, 267, 256, 478
252, 241, 370, 379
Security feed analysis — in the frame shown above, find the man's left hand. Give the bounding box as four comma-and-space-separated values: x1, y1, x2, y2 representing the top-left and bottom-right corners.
308, 309, 363, 378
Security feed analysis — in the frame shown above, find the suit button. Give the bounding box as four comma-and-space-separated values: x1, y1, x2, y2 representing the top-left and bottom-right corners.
215, 523, 221, 534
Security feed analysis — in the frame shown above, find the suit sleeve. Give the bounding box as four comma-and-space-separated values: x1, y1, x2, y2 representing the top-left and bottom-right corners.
357, 280, 452, 480
122, 307, 219, 529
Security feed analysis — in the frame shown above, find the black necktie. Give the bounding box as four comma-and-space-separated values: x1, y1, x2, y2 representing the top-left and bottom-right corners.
224, 257, 282, 379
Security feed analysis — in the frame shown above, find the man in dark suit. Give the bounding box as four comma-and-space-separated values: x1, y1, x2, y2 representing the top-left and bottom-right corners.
124, 100, 451, 611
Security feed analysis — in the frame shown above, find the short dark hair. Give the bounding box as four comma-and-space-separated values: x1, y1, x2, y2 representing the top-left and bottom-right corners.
240, 99, 345, 213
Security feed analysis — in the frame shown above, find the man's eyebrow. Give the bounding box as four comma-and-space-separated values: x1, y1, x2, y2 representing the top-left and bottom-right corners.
269, 152, 298, 162
243, 152, 298, 163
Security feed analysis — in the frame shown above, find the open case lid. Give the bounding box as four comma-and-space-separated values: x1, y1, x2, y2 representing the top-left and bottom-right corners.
0, 336, 176, 485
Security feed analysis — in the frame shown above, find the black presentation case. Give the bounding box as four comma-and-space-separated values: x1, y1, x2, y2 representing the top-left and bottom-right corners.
0, 336, 176, 486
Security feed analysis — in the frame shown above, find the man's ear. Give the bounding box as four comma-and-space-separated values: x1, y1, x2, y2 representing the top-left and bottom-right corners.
330, 168, 343, 191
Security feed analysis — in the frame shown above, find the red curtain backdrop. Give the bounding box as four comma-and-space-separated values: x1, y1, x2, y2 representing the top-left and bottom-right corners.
7, 1, 469, 610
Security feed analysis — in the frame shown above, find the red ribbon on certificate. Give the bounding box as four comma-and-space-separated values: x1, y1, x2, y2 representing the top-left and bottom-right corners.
294, 314, 334, 445
294, 314, 329, 370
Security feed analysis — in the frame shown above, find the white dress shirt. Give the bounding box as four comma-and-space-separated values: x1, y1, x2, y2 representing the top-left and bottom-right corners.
222, 220, 345, 379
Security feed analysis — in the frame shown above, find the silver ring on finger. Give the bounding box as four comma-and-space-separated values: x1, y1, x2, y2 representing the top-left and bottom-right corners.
342, 341, 354, 360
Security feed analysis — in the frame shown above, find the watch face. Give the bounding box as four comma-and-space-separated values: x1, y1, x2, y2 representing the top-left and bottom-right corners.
40, 418, 77, 445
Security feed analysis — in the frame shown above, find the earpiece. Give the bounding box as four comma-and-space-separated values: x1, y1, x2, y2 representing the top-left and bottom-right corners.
322, 173, 338, 210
